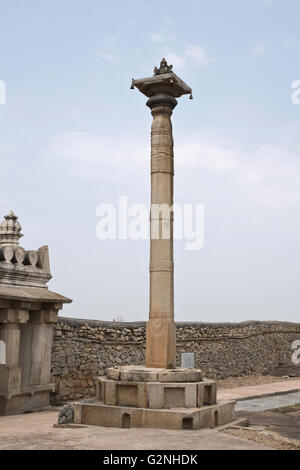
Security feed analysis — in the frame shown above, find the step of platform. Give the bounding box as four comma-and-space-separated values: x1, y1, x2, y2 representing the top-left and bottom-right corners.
72, 399, 236, 430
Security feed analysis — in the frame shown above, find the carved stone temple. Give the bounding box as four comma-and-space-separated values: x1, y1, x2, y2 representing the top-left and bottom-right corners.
69, 59, 235, 430
0, 211, 71, 415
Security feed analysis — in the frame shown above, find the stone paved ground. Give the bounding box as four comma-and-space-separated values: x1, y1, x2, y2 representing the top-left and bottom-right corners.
222, 391, 300, 450
224, 427, 300, 450
217, 373, 300, 389
218, 379, 300, 401
236, 405, 300, 443
2, 378, 300, 451
0, 411, 270, 450
225, 403, 300, 450
235, 391, 300, 412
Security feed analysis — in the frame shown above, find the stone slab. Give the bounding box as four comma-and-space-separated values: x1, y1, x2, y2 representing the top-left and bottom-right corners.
0, 390, 51, 415
97, 376, 216, 409
106, 365, 202, 383
181, 353, 194, 368
0, 286, 72, 303
235, 391, 300, 412
73, 399, 235, 430
158, 369, 202, 383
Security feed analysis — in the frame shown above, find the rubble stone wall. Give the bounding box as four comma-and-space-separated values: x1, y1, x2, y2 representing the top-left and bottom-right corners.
50, 317, 300, 404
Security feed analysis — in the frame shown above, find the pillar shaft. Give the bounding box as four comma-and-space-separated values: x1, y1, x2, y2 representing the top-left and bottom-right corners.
29, 322, 54, 385
146, 98, 177, 368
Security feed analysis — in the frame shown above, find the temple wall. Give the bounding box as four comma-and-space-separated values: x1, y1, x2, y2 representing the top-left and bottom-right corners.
50, 317, 300, 404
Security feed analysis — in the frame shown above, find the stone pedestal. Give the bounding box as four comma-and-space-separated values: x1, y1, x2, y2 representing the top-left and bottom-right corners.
71, 366, 235, 430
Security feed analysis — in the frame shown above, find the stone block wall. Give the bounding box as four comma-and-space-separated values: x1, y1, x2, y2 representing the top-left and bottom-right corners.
50, 317, 300, 404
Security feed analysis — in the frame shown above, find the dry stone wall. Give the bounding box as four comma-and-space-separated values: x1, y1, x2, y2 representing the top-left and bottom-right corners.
50, 317, 300, 404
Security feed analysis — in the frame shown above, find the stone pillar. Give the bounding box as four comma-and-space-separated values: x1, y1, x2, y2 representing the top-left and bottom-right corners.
0, 309, 29, 397
146, 94, 177, 369
131, 58, 192, 370
20, 309, 59, 387
30, 310, 58, 385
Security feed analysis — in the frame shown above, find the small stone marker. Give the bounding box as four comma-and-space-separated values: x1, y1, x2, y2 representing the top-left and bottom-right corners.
181, 353, 194, 369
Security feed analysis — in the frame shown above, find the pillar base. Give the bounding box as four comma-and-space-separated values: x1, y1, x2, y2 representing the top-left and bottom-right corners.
66, 365, 236, 430
72, 400, 235, 430
0, 364, 21, 394
0, 383, 55, 415
145, 319, 176, 369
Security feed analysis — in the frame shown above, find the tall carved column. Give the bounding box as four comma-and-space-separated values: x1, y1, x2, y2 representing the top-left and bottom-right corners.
146, 96, 177, 368
132, 59, 192, 369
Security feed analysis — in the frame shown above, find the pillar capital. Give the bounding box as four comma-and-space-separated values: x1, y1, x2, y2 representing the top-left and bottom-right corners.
147, 94, 177, 111
29, 309, 59, 324
131, 58, 192, 100
0, 309, 29, 324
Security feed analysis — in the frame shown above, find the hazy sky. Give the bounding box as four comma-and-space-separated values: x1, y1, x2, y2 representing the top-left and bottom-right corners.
1, 0, 300, 323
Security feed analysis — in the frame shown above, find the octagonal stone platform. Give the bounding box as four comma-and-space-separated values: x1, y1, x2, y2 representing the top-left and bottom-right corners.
70, 366, 236, 430
107, 365, 203, 383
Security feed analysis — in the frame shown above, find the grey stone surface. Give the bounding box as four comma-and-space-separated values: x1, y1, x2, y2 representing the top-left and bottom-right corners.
235, 391, 300, 412
58, 404, 74, 424
182, 352, 194, 368
0, 410, 272, 449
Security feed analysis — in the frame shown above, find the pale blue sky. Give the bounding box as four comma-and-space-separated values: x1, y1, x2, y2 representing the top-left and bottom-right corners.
1, 0, 300, 322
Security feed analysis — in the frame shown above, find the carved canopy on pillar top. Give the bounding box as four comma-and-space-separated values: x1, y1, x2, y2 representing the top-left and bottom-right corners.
130, 58, 192, 99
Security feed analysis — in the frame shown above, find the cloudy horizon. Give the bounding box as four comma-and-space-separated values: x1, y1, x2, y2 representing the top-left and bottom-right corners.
1, 0, 300, 323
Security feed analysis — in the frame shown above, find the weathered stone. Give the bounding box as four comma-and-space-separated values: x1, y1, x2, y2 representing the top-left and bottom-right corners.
158, 369, 202, 383
50, 317, 300, 405
0, 211, 71, 415
181, 352, 194, 368
58, 404, 74, 424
